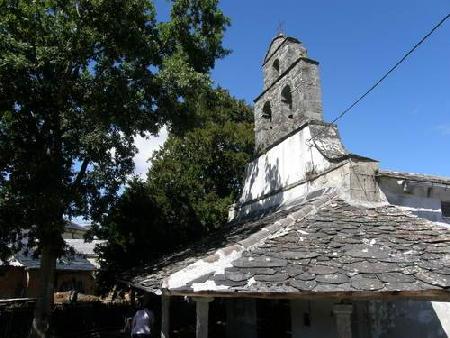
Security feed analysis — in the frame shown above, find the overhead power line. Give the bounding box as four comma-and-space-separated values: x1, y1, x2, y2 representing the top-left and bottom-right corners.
306, 12, 450, 144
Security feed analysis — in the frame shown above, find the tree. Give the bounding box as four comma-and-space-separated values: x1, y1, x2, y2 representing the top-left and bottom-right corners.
96, 88, 254, 287
149, 92, 254, 234
0, 0, 229, 336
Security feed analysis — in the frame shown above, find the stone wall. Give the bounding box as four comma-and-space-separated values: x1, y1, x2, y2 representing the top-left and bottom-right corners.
341, 159, 381, 202
254, 38, 323, 152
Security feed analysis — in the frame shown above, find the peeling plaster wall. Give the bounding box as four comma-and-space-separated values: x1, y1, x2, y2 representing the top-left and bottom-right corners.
235, 164, 340, 218
379, 177, 450, 225
234, 127, 380, 219
344, 160, 380, 202
240, 125, 330, 205
368, 300, 450, 338
289, 300, 449, 338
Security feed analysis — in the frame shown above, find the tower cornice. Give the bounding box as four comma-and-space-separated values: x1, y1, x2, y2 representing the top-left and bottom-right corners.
263, 35, 302, 65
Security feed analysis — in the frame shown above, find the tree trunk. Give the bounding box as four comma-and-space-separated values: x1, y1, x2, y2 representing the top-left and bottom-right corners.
29, 245, 57, 338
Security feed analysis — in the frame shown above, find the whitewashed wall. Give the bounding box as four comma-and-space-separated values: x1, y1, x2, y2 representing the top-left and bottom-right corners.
240, 126, 330, 205
379, 177, 450, 225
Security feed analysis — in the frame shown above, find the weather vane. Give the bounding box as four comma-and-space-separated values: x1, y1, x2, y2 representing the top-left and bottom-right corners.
276, 21, 286, 35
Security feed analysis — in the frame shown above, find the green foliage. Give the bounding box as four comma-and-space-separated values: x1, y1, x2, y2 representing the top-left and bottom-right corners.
150, 119, 253, 231
94, 179, 166, 289
97, 89, 254, 287
0, 0, 229, 260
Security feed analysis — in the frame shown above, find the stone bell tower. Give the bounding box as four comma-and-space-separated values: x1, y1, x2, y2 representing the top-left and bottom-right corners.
227, 34, 381, 220
253, 35, 323, 152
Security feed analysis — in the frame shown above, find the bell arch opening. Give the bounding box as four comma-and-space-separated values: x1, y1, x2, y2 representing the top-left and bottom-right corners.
281, 85, 293, 118
262, 101, 272, 122
272, 59, 280, 78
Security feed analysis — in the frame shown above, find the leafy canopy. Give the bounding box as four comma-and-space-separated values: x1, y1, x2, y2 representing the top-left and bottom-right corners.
0, 0, 229, 258
96, 89, 254, 286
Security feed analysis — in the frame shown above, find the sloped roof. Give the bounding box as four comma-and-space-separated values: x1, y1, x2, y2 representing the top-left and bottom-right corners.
309, 123, 378, 163
309, 124, 348, 161
123, 190, 335, 291
65, 239, 105, 257
124, 191, 450, 300
378, 170, 450, 186
4, 239, 102, 271
65, 221, 89, 232
11, 250, 96, 271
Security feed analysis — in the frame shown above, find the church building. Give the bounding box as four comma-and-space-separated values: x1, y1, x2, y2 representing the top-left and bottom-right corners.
124, 34, 450, 338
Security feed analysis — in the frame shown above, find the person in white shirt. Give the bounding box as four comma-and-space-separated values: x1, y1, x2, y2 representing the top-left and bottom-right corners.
131, 300, 154, 338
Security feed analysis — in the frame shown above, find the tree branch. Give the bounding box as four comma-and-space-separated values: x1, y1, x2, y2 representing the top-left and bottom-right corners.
72, 157, 89, 190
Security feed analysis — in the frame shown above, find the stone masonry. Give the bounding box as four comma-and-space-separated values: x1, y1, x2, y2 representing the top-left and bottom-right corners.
254, 35, 323, 152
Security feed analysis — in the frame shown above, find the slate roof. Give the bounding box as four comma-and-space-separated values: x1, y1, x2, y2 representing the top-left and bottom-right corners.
309, 122, 378, 163
309, 124, 348, 161
378, 169, 450, 186
65, 221, 89, 232
125, 191, 450, 300
123, 191, 323, 292
11, 250, 96, 271
65, 239, 105, 257
5, 239, 101, 271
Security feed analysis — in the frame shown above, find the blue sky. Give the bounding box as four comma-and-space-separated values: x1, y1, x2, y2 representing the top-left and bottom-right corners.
148, 0, 450, 177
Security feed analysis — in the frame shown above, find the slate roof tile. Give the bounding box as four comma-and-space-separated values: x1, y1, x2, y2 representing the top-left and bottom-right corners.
125, 194, 450, 299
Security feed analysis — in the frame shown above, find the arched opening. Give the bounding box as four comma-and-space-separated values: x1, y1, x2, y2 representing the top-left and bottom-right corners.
262, 101, 272, 121
272, 59, 280, 77
281, 85, 293, 118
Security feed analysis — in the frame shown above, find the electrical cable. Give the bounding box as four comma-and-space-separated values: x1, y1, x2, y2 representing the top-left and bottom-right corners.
305, 12, 450, 143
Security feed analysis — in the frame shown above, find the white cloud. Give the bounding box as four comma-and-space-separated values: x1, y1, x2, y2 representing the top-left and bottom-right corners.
133, 126, 168, 179
436, 125, 450, 136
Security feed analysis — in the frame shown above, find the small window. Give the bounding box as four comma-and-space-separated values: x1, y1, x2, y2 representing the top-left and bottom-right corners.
281, 85, 293, 118
272, 59, 280, 76
442, 201, 450, 218
262, 101, 272, 121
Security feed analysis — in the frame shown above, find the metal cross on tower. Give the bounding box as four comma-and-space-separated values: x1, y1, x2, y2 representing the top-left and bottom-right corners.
276, 21, 286, 35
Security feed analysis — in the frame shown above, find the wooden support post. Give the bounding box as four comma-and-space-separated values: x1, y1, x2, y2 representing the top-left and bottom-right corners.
333, 303, 353, 338
193, 297, 214, 338
161, 294, 170, 338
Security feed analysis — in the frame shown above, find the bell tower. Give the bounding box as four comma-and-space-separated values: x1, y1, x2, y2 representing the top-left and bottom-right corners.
253, 35, 323, 152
